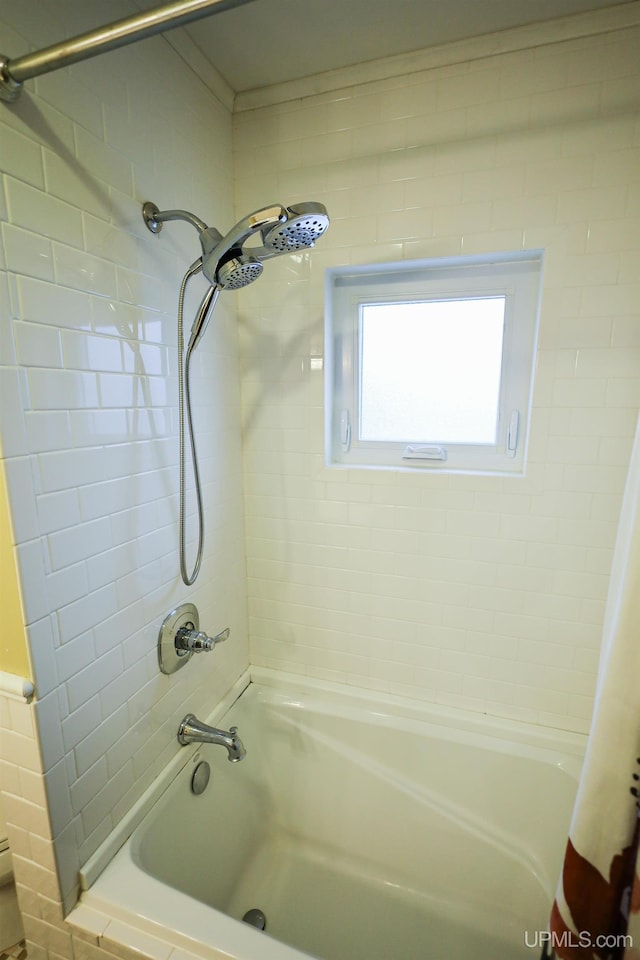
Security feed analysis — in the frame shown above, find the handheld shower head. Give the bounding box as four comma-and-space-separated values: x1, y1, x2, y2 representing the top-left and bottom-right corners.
187, 284, 219, 353
201, 204, 286, 285
215, 253, 263, 290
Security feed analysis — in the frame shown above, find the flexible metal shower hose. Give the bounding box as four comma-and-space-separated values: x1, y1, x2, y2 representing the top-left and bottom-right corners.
177, 262, 205, 585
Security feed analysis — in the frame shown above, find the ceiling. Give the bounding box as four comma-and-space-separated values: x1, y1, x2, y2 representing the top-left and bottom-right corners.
177, 0, 632, 93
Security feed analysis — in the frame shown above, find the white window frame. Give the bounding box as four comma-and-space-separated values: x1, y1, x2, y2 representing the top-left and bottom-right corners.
325, 251, 543, 475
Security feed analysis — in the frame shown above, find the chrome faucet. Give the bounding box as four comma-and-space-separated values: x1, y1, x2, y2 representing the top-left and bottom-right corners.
177, 713, 246, 762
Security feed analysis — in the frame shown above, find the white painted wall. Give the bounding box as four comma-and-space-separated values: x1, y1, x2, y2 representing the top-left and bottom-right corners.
0, 0, 249, 920
235, 16, 640, 735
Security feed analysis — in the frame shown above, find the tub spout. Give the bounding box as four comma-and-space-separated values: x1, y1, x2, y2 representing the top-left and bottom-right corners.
177, 714, 246, 762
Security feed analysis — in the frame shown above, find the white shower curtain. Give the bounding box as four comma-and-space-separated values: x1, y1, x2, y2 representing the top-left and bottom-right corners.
548, 412, 640, 959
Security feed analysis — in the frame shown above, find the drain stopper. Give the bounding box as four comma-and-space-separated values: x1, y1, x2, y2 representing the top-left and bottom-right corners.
242, 908, 266, 930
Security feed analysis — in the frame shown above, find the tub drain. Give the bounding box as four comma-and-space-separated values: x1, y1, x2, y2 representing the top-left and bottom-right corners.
242, 908, 266, 930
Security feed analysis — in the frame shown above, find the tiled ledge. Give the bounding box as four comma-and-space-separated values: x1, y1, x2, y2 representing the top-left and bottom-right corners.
0, 673, 34, 703
67, 904, 223, 960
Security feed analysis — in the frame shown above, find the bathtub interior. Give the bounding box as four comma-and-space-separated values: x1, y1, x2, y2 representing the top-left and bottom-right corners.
112, 674, 583, 960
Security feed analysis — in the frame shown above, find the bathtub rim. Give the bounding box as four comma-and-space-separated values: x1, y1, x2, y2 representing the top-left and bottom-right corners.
79, 665, 586, 893
70, 666, 587, 960
249, 666, 587, 756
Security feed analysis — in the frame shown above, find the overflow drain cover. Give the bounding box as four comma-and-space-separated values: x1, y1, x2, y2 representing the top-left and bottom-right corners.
242, 908, 266, 930
191, 761, 210, 795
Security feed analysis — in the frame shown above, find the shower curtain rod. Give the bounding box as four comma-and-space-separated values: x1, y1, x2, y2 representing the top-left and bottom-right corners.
0, 0, 255, 102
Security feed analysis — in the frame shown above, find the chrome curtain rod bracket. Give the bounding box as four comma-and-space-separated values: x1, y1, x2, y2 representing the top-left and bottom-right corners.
0, 0, 255, 103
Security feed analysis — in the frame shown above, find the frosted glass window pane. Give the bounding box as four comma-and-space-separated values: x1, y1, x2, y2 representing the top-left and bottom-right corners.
359, 297, 505, 444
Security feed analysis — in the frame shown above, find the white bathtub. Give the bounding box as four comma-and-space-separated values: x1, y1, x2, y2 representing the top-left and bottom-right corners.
74, 669, 585, 960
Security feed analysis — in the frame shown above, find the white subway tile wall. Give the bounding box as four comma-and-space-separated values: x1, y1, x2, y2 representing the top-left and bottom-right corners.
234, 23, 640, 733
0, 5, 639, 960
0, 0, 249, 950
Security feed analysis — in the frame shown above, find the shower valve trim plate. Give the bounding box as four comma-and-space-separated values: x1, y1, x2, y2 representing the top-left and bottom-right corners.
158, 602, 229, 674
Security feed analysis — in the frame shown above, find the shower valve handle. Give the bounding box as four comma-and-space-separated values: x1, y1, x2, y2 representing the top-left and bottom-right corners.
175, 624, 230, 653
158, 603, 229, 674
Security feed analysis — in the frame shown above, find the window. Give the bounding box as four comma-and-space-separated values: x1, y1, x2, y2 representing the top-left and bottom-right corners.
325, 251, 543, 475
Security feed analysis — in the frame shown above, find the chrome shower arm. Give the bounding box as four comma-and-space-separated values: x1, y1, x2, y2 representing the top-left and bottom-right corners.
142, 202, 211, 236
